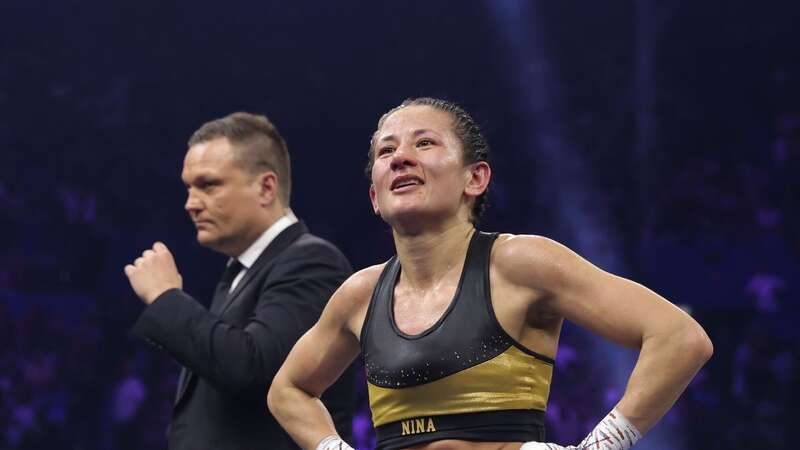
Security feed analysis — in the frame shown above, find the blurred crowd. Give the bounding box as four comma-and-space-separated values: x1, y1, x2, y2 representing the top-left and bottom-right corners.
3, 1, 798, 448
2, 110, 797, 450
1, 50, 799, 449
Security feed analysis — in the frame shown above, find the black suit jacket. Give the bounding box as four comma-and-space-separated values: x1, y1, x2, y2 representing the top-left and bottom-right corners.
132, 222, 355, 450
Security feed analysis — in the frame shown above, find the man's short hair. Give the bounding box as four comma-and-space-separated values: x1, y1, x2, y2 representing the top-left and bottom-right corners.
188, 112, 291, 206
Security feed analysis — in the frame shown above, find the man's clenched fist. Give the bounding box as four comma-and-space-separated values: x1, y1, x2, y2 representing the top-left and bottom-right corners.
124, 242, 183, 304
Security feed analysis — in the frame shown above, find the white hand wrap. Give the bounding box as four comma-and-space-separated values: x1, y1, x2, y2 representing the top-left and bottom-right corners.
520, 408, 642, 450
315, 435, 354, 450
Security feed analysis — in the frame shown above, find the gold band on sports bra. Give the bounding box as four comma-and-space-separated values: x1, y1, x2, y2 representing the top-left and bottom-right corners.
368, 345, 552, 426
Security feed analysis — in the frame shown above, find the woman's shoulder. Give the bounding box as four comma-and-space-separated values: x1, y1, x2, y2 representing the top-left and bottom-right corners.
344, 263, 387, 295
492, 232, 564, 259
323, 263, 388, 336
491, 233, 576, 285
328, 263, 387, 311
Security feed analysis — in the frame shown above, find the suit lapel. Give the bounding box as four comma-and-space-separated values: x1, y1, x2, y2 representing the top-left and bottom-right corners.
215, 221, 308, 316
173, 222, 309, 409
209, 274, 234, 314
174, 367, 193, 406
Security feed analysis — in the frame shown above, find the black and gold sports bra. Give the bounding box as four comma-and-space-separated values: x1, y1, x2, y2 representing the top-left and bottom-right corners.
360, 231, 554, 450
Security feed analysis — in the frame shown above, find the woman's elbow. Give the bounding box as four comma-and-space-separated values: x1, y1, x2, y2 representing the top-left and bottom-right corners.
266, 375, 287, 416
684, 321, 714, 367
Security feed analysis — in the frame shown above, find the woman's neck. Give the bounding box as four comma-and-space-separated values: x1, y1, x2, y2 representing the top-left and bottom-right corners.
392, 221, 475, 290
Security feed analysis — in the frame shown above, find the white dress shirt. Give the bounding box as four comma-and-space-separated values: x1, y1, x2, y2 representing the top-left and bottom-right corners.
227, 209, 298, 292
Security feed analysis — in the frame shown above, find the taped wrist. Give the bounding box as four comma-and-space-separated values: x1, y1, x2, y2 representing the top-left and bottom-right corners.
519, 408, 642, 450
315, 435, 354, 450
576, 408, 642, 449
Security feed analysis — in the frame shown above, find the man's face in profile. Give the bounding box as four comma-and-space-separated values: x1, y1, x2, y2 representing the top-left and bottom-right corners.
181, 137, 263, 256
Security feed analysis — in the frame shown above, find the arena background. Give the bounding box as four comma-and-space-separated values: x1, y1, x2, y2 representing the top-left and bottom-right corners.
1, 1, 798, 449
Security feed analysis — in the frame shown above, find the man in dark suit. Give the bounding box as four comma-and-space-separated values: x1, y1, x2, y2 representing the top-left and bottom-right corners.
124, 112, 355, 450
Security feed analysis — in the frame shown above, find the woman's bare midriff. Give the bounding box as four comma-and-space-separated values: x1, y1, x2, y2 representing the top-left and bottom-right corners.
406, 440, 523, 450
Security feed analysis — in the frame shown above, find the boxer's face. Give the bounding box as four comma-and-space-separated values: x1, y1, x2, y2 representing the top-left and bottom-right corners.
182, 137, 264, 256
369, 105, 478, 228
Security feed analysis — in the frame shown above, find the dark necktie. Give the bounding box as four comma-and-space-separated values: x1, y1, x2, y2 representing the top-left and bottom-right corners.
211, 259, 244, 312
220, 259, 244, 294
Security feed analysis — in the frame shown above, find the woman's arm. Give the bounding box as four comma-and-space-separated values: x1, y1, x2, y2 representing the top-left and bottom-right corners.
268, 266, 380, 450
497, 235, 712, 444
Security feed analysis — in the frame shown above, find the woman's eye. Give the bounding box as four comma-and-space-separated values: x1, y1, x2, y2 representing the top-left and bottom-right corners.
417, 139, 433, 147
378, 147, 394, 156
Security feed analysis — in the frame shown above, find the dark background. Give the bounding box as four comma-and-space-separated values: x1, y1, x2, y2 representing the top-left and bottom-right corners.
1, 1, 798, 449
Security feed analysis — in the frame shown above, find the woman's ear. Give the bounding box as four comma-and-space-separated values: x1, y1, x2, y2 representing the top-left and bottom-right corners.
369, 184, 381, 215
464, 161, 491, 198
